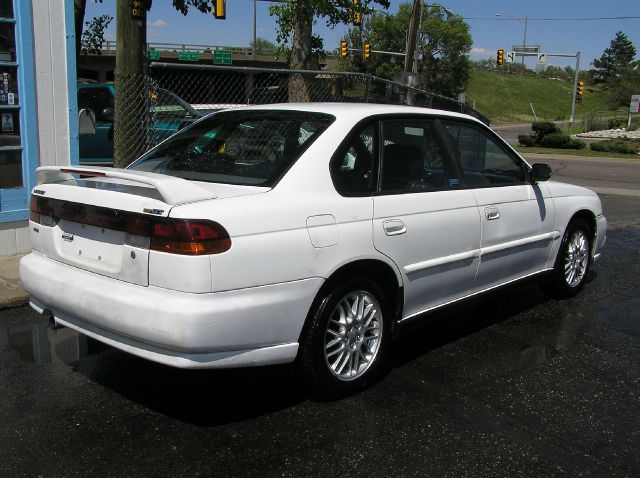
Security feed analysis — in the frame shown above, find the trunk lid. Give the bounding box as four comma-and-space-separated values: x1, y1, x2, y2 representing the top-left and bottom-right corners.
30, 166, 266, 286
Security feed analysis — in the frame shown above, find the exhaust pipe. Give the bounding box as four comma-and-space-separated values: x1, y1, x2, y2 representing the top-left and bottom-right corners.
44, 309, 65, 330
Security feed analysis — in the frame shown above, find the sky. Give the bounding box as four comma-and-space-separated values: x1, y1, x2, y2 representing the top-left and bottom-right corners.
86, 0, 640, 70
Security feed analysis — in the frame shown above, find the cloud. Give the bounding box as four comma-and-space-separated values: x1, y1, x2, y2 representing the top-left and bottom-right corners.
470, 47, 492, 56
149, 19, 167, 28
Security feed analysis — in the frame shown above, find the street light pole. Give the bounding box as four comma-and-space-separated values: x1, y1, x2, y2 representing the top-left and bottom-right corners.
522, 16, 527, 67
253, 0, 257, 58
496, 13, 527, 68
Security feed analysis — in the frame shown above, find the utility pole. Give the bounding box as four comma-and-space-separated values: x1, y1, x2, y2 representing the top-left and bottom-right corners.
570, 51, 581, 123
404, 0, 421, 72
253, 0, 257, 58
114, 0, 147, 168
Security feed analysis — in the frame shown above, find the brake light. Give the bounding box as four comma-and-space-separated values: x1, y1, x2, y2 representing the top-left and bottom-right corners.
30, 195, 56, 226
150, 219, 231, 255
29, 195, 40, 223
29, 195, 231, 255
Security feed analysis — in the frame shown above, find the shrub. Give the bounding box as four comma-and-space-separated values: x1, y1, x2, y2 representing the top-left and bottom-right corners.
518, 134, 536, 147
540, 132, 585, 149
590, 139, 640, 154
607, 118, 626, 129
532, 121, 559, 142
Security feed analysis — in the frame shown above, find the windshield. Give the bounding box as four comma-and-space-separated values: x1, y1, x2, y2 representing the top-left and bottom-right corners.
128, 110, 334, 186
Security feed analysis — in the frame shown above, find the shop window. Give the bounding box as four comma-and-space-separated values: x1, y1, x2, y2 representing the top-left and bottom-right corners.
0, 3, 21, 189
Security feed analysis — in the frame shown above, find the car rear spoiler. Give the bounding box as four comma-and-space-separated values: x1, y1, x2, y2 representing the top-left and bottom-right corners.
35, 166, 217, 205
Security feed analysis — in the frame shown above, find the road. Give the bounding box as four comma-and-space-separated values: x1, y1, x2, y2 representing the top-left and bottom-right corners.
1, 157, 639, 477
492, 122, 533, 144
523, 153, 640, 198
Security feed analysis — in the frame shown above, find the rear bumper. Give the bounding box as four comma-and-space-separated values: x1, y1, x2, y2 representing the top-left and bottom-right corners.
20, 252, 323, 369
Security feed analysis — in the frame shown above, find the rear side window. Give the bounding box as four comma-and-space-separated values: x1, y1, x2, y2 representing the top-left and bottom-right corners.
440, 120, 526, 186
129, 110, 334, 186
332, 124, 376, 195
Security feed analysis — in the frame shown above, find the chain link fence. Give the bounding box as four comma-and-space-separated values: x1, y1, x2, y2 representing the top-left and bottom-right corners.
113, 63, 489, 166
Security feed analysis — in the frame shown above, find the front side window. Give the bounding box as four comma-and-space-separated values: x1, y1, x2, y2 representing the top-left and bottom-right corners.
440, 120, 526, 186
129, 110, 334, 186
380, 119, 459, 193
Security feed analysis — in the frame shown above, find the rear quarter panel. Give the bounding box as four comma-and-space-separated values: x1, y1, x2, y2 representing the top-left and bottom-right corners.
169, 116, 402, 293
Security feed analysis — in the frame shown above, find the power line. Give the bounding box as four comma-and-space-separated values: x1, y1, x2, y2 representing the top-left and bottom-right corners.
464, 16, 640, 21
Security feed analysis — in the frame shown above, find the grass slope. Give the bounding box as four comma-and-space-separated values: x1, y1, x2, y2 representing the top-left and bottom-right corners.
467, 69, 624, 124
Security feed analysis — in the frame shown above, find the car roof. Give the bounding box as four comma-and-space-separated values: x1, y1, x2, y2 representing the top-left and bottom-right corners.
226, 102, 482, 125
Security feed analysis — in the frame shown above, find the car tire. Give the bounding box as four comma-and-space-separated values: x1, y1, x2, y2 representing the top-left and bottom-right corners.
300, 276, 391, 399
542, 218, 592, 298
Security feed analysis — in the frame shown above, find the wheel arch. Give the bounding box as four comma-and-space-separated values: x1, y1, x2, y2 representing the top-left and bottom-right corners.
567, 209, 597, 253
297, 259, 404, 345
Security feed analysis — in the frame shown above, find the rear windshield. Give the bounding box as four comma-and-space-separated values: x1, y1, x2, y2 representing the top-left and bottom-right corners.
128, 110, 335, 186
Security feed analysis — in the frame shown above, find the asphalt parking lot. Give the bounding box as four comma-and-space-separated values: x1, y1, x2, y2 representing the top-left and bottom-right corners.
1, 191, 639, 478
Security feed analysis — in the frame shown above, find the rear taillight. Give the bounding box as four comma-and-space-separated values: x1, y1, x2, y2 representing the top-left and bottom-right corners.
150, 219, 231, 255
30, 195, 57, 226
29, 194, 231, 255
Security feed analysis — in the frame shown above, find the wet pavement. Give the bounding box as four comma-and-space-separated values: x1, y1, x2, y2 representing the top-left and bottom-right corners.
1, 194, 639, 477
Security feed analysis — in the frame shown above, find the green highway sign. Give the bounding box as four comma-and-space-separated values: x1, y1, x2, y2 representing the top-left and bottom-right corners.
178, 51, 200, 62
147, 50, 160, 61
213, 50, 232, 65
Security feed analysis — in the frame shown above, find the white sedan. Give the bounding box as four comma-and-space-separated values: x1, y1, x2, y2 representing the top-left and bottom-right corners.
21, 104, 606, 398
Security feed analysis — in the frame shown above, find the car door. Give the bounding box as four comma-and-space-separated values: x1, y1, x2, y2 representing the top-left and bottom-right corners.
439, 119, 556, 290
77, 85, 115, 162
372, 117, 481, 320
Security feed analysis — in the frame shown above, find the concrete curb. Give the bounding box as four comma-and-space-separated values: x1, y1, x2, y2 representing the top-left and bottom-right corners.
0, 254, 29, 311
0, 295, 29, 311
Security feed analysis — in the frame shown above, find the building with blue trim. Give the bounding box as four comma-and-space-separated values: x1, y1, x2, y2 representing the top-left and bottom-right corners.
0, 0, 78, 256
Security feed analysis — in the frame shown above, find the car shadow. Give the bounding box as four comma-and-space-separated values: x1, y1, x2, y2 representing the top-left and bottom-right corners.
390, 277, 566, 368
73, 348, 308, 426
71, 276, 587, 426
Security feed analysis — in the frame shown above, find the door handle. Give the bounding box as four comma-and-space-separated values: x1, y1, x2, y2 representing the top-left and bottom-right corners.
383, 219, 407, 236
485, 207, 500, 220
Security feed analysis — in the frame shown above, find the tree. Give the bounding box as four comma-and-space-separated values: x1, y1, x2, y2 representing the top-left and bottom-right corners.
75, 0, 105, 71
269, 0, 389, 101
81, 14, 113, 55
592, 31, 637, 84
112, 0, 216, 167
606, 67, 640, 110
345, 3, 472, 98
251, 38, 278, 56
418, 5, 472, 97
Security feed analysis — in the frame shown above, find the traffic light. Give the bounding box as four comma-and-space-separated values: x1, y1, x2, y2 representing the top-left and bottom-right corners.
577, 80, 585, 97
363, 41, 371, 60
212, 0, 226, 19
340, 40, 348, 60
351, 0, 362, 26
497, 49, 504, 66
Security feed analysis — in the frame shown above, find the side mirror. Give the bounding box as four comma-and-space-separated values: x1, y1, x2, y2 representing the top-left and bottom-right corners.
101, 107, 114, 122
530, 163, 552, 182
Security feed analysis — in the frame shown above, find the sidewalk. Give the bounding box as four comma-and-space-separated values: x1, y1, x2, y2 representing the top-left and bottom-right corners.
0, 254, 28, 310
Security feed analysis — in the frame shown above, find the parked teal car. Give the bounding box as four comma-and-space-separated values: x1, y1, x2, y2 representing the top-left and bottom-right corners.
77, 83, 203, 164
